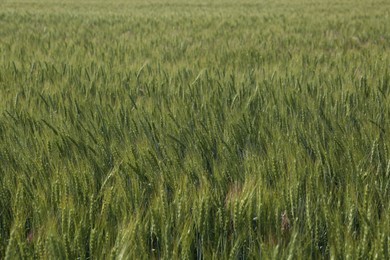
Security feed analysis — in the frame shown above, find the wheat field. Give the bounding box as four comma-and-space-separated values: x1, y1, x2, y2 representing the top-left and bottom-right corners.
0, 0, 389, 259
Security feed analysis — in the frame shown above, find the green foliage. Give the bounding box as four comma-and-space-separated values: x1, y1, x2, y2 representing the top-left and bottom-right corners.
0, 0, 389, 258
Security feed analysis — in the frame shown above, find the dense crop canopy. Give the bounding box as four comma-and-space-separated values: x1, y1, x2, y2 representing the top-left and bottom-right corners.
0, 0, 389, 258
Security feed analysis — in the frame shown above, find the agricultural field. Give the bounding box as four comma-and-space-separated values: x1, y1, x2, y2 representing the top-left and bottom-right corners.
0, 0, 389, 258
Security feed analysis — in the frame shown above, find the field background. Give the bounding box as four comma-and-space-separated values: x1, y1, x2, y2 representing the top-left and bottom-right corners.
0, 0, 389, 258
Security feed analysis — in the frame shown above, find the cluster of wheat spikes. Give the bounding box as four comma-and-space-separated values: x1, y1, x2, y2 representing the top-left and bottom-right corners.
0, 0, 389, 258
